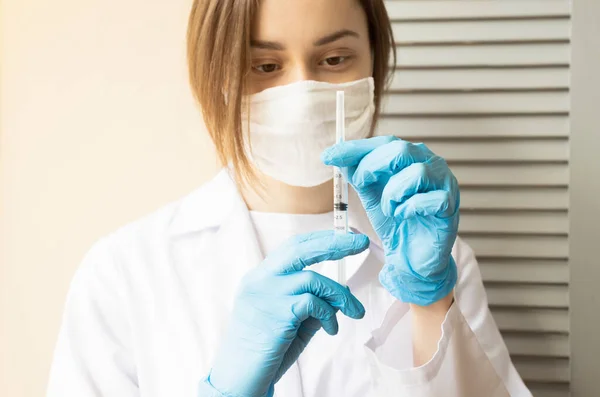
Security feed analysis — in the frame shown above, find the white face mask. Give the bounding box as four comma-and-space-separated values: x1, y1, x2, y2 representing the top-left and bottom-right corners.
243, 77, 375, 187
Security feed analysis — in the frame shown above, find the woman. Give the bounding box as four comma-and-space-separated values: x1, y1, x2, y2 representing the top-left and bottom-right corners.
47, 0, 532, 396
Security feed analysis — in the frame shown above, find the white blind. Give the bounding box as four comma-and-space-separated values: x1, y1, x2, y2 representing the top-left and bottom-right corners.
380, 2, 571, 396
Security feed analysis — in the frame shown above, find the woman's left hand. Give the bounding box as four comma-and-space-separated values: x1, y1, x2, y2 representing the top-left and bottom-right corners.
322, 136, 460, 306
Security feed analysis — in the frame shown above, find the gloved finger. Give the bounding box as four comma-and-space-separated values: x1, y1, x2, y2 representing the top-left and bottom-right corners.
298, 317, 325, 336
285, 270, 365, 319
352, 140, 435, 189
274, 318, 324, 383
264, 230, 370, 274
392, 190, 458, 221
380, 156, 451, 217
321, 136, 397, 168
291, 294, 339, 335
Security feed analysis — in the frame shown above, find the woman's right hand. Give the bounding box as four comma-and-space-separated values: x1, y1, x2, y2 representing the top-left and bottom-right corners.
202, 230, 369, 397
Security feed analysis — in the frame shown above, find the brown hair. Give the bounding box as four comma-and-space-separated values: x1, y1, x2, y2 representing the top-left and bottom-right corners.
187, 0, 396, 188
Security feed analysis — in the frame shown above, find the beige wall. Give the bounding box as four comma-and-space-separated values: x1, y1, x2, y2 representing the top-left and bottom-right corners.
0, 1, 217, 396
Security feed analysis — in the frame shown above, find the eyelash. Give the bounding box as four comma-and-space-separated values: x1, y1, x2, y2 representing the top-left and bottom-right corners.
252, 55, 352, 74
319, 56, 350, 67
253, 63, 281, 74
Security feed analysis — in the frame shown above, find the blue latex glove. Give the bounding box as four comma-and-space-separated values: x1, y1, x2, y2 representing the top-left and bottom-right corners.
322, 136, 459, 306
203, 230, 369, 397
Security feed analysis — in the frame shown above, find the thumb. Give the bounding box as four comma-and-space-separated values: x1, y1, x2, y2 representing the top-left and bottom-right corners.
321, 136, 396, 168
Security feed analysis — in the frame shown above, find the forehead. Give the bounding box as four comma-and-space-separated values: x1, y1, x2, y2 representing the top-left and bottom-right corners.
252, 0, 368, 42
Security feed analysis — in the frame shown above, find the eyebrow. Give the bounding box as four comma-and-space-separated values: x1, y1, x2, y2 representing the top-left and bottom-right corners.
314, 29, 360, 46
250, 40, 285, 51
250, 29, 360, 51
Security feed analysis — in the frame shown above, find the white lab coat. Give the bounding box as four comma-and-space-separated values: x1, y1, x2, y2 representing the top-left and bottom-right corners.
47, 169, 532, 397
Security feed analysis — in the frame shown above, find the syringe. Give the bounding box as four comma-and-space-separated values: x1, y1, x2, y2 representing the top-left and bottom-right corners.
334, 90, 348, 286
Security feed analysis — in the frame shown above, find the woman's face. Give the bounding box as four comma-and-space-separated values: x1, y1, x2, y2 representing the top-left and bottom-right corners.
248, 0, 373, 94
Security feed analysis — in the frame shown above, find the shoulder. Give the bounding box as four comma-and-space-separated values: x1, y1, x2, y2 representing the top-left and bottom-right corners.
78, 169, 237, 277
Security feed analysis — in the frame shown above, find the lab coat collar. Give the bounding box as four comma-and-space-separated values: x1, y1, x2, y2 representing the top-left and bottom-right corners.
168, 168, 238, 236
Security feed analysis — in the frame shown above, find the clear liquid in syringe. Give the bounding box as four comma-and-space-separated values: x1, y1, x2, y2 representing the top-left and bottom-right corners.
333, 167, 348, 234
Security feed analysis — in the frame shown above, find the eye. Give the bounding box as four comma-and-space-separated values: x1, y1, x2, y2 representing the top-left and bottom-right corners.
320, 56, 347, 66
253, 63, 280, 73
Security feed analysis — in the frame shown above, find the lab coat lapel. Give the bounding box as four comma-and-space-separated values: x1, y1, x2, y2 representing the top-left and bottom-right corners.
169, 168, 264, 313
214, 183, 265, 312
